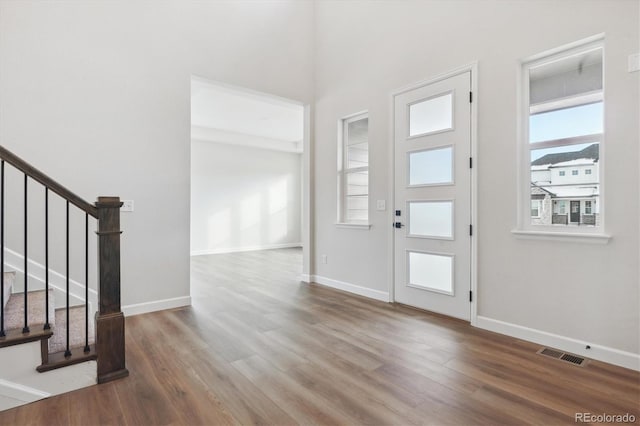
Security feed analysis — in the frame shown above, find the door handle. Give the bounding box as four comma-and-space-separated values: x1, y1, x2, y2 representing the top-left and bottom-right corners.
393, 222, 404, 228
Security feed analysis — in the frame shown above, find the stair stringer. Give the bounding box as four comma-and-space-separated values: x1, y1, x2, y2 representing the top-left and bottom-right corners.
4, 247, 98, 309
0, 379, 50, 411
0, 341, 96, 412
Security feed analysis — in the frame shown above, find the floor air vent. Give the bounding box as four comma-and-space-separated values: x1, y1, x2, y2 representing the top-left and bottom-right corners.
537, 348, 588, 367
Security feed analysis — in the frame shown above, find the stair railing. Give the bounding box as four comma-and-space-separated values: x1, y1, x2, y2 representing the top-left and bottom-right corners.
0, 145, 128, 383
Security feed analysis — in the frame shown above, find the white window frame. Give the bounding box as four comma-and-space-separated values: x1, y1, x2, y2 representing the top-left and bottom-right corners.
513, 35, 610, 243
336, 111, 371, 229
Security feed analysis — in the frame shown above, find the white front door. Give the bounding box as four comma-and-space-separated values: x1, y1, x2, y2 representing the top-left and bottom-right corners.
393, 71, 472, 321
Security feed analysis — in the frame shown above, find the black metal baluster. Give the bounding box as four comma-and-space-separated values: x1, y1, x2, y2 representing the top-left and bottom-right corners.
44, 188, 50, 330
0, 161, 4, 338
84, 213, 89, 353
65, 201, 71, 357
23, 174, 29, 334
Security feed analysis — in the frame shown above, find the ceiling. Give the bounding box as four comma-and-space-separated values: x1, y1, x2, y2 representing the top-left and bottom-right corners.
191, 78, 304, 153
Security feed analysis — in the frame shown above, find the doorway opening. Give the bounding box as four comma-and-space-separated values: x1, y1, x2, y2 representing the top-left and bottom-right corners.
189, 76, 310, 300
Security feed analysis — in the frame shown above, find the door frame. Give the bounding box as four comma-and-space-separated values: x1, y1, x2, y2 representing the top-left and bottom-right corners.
188, 75, 312, 282
387, 63, 478, 325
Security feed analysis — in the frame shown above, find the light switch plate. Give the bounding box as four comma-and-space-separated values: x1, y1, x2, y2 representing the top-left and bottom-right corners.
376, 200, 386, 211
121, 200, 134, 212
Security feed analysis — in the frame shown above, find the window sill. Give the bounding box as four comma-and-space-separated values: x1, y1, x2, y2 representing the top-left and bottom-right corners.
511, 229, 611, 244
335, 223, 372, 230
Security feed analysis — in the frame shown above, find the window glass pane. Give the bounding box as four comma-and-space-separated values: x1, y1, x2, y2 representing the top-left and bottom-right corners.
345, 196, 368, 222
531, 200, 540, 217
530, 144, 599, 226
347, 143, 368, 169
409, 93, 452, 136
529, 48, 602, 105
346, 171, 368, 196
409, 201, 453, 238
409, 146, 453, 186
345, 171, 368, 222
529, 102, 602, 143
346, 118, 369, 169
408, 252, 453, 294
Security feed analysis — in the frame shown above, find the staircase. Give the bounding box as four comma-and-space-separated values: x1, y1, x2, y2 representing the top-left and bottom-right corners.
0, 146, 128, 411
2, 270, 95, 367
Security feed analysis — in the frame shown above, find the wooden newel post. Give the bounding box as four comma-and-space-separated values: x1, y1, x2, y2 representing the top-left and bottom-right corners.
95, 196, 129, 384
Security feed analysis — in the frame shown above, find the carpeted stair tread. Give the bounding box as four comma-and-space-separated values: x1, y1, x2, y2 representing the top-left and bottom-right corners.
4, 289, 55, 332
49, 305, 95, 354
3, 271, 15, 311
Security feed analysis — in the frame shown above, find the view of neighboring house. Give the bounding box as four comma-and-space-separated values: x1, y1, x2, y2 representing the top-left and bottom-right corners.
530, 143, 599, 226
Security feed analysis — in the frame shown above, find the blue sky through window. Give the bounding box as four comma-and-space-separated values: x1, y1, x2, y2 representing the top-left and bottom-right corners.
529, 102, 602, 161
529, 102, 603, 143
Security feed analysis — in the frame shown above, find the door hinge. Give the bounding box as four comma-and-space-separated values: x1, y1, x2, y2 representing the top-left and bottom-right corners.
469, 224, 473, 236
469, 157, 473, 168
469, 92, 473, 103
469, 291, 473, 302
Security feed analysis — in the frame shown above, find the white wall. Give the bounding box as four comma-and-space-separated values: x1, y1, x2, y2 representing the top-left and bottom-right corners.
0, 1, 314, 312
191, 140, 302, 255
313, 0, 639, 364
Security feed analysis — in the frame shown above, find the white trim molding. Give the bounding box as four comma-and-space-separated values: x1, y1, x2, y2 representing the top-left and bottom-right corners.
310, 275, 390, 302
299, 274, 311, 283
122, 296, 192, 317
191, 242, 302, 257
511, 230, 611, 244
476, 316, 640, 371
335, 223, 372, 230
0, 379, 50, 404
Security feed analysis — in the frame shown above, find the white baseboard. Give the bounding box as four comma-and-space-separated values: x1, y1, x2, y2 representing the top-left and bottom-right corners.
299, 274, 311, 283
191, 242, 302, 256
122, 296, 192, 317
4, 247, 97, 307
309, 275, 390, 303
476, 315, 640, 371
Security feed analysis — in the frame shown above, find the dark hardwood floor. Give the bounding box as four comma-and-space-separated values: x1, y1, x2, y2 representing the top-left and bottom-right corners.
1, 247, 638, 425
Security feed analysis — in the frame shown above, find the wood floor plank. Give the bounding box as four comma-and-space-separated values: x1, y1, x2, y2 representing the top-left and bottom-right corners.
0, 248, 637, 425
68, 383, 127, 426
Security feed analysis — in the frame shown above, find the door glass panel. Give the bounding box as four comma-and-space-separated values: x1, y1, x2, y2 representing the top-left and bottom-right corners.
409, 201, 453, 238
409, 146, 453, 186
408, 252, 453, 295
409, 93, 453, 136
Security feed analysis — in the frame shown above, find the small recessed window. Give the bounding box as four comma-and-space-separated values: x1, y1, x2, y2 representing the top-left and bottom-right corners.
585, 201, 593, 214
531, 200, 541, 218
559, 171, 565, 176
338, 113, 369, 225
572, 170, 579, 176
585, 169, 592, 175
